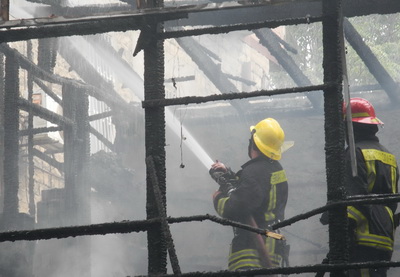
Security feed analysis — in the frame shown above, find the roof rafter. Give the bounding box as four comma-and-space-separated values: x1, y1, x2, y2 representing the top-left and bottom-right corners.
1, 0, 399, 43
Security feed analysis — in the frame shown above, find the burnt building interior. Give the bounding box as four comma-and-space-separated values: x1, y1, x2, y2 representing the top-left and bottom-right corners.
0, 0, 400, 276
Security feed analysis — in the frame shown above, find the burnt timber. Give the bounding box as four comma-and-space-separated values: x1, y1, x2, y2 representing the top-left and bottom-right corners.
0, 0, 399, 42
0, 0, 400, 276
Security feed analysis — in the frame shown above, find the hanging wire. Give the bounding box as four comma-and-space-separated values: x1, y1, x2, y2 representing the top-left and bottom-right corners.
168, 41, 189, 169
179, 119, 186, 168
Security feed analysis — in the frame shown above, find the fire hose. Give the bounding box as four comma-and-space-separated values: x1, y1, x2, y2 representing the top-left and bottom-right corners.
248, 216, 285, 277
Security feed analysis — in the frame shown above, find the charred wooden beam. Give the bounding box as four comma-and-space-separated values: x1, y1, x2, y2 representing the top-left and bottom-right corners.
146, 156, 181, 274
273, 193, 400, 229
0, 44, 75, 85
0, 52, 4, 215
0, 11, 186, 43
35, 0, 400, 28
0, 213, 277, 246
62, 83, 91, 276
2, 0, 399, 42
144, 0, 168, 273
0, 0, 9, 21
57, 36, 128, 111
254, 28, 322, 109
142, 84, 328, 108
0, 208, 398, 275
175, 36, 248, 115
0, 193, 398, 242
136, 261, 400, 276
19, 126, 63, 137
27, 40, 36, 217
89, 125, 115, 152
0, 44, 129, 112
161, 16, 323, 39
3, 47, 20, 228
18, 97, 74, 127
166, 0, 400, 29
53, 3, 137, 17
31, 148, 64, 173
89, 111, 113, 122
322, 0, 348, 274
38, 38, 58, 73
0, 217, 157, 242
33, 78, 62, 105
62, 83, 91, 225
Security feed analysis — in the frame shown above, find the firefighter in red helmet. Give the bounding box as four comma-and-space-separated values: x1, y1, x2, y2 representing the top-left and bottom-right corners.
345, 97, 383, 125
209, 118, 290, 272
343, 98, 398, 277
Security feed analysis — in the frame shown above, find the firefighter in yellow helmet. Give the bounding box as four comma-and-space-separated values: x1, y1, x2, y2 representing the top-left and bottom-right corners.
321, 97, 399, 277
209, 118, 290, 271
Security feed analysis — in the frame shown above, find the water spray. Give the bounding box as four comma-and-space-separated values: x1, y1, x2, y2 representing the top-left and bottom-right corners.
166, 109, 214, 169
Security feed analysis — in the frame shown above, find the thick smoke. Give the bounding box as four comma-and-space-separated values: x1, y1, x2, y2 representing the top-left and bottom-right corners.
5, 1, 400, 277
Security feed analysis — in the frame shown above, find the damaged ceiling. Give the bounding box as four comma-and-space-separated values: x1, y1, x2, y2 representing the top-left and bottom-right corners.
0, 0, 400, 276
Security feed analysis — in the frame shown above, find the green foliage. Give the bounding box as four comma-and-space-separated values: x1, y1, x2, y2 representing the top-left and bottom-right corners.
266, 22, 324, 89
272, 14, 400, 88
349, 14, 400, 84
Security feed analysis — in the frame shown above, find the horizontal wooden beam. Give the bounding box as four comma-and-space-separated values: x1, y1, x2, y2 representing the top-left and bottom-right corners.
1, 0, 399, 42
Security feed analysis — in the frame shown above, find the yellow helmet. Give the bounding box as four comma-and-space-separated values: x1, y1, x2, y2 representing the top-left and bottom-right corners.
250, 118, 285, 160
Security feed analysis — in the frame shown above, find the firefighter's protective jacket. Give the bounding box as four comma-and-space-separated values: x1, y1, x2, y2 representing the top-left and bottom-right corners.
345, 134, 399, 254
213, 155, 288, 270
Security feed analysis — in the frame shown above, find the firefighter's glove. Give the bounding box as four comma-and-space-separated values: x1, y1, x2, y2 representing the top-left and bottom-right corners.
209, 168, 236, 194
209, 167, 235, 186
209, 168, 224, 184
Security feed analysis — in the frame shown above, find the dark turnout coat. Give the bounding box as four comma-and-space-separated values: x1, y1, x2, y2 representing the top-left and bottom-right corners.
213, 155, 288, 270
345, 133, 399, 277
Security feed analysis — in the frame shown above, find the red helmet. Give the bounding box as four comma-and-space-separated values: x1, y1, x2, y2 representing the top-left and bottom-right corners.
343, 97, 383, 125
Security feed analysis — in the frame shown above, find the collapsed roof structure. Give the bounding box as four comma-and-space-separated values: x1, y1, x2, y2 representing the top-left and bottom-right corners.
0, 0, 400, 276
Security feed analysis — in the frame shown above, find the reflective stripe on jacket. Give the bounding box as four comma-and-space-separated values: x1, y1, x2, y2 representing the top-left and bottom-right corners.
215, 168, 288, 222
345, 138, 399, 253
213, 155, 288, 270
227, 236, 283, 270
348, 205, 394, 251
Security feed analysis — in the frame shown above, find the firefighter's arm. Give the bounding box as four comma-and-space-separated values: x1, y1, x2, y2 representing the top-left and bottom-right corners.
209, 161, 236, 194
220, 170, 264, 219
212, 190, 229, 217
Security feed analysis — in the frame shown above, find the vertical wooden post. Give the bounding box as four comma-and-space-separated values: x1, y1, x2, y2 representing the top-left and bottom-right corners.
322, 0, 348, 276
27, 40, 36, 217
3, 49, 19, 227
2, 44, 35, 277
142, 0, 167, 274
0, 0, 9, 21
62, 84, 91, 277
0, 52, 4, 216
